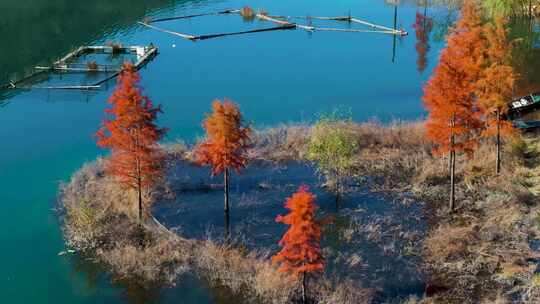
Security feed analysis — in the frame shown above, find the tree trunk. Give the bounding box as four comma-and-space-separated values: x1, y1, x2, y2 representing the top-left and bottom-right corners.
137, 176, 144, 247
138, 179, 143, 221
301, 272, 307, 304
224, 167, 230, 214
448, 152, 452, 173
496, 110, 501, 175
224, 211, 230, 244
449, 117, 455, 212
450, 149, 455, 212
137, 154, 143, 222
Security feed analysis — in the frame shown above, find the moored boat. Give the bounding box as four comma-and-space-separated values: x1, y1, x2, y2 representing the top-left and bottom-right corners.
508, 92, 540, 118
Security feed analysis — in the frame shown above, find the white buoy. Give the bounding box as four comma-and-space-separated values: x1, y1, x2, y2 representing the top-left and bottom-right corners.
172, 44, 176, 48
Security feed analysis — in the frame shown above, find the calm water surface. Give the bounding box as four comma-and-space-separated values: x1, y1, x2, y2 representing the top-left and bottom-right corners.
1, 0, 535, 303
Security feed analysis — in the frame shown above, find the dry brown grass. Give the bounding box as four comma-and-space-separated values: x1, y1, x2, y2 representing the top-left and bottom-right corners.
421, 165, 537, 303
314, 278, 373, 304
100, 232, 191, 285
249, 121, 434, 195
345, 122, 540, 303
193, 239, 297, 304
250, 124, 311, 162
499, 262, 531, 280
479, 293, 509, 304
346, 121, 437, 196
350, 120, 429, 150
424, 224, 476, 263
400, 295, 442, 304
60, 159, 191, 284
191, 237, 373, 304
60, 159, 139, 222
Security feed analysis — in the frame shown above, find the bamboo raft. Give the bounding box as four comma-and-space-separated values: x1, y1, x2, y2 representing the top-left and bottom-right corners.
138, 8, 407, 42
2, 45, 158, 90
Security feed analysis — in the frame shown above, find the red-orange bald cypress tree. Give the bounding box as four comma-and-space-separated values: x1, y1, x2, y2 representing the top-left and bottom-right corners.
476, 17, 518, 175
423, 0, 486, 212
96, 62, 166, 221
272, 186, 324, 304
195, 99, 251, 217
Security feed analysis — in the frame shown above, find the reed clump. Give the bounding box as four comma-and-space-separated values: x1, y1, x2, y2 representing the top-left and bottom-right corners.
240, 6, 255, 21
106, 41, 124, 54
86, 60, 99, 72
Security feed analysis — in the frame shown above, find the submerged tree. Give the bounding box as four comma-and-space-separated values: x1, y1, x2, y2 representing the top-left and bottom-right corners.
195, 99, 251, 219
272, 186, 324, 304
476, 17, 518, 175
307, 114, 359, 200
96, 62, 166, 222
423, 0, 485, 212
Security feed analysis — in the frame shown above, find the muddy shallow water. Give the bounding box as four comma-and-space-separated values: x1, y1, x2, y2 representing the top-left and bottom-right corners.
153, 160, 427, 302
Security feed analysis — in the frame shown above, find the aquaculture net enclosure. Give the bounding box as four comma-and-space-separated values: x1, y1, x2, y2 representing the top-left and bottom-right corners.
139, 7, 407, 41
4, 44, 157, 90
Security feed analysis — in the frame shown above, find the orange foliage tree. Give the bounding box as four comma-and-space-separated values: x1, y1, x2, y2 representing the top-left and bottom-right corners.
96, 62, 167, 221
476, 17, 518, 174
413, 10, 434, 73
423, 0, 486, 212
195, 99, 251, 217
272, 186, 324, 304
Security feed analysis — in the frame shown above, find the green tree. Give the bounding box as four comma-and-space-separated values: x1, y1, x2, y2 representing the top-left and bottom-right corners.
484, 0, 529, 17
307, 114, 359, 199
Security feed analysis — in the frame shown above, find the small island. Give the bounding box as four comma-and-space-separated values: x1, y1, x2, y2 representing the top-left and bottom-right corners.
49, 1, 540, 304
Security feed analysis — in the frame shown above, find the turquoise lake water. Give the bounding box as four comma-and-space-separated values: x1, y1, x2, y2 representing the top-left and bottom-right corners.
3, 0, 535, 303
